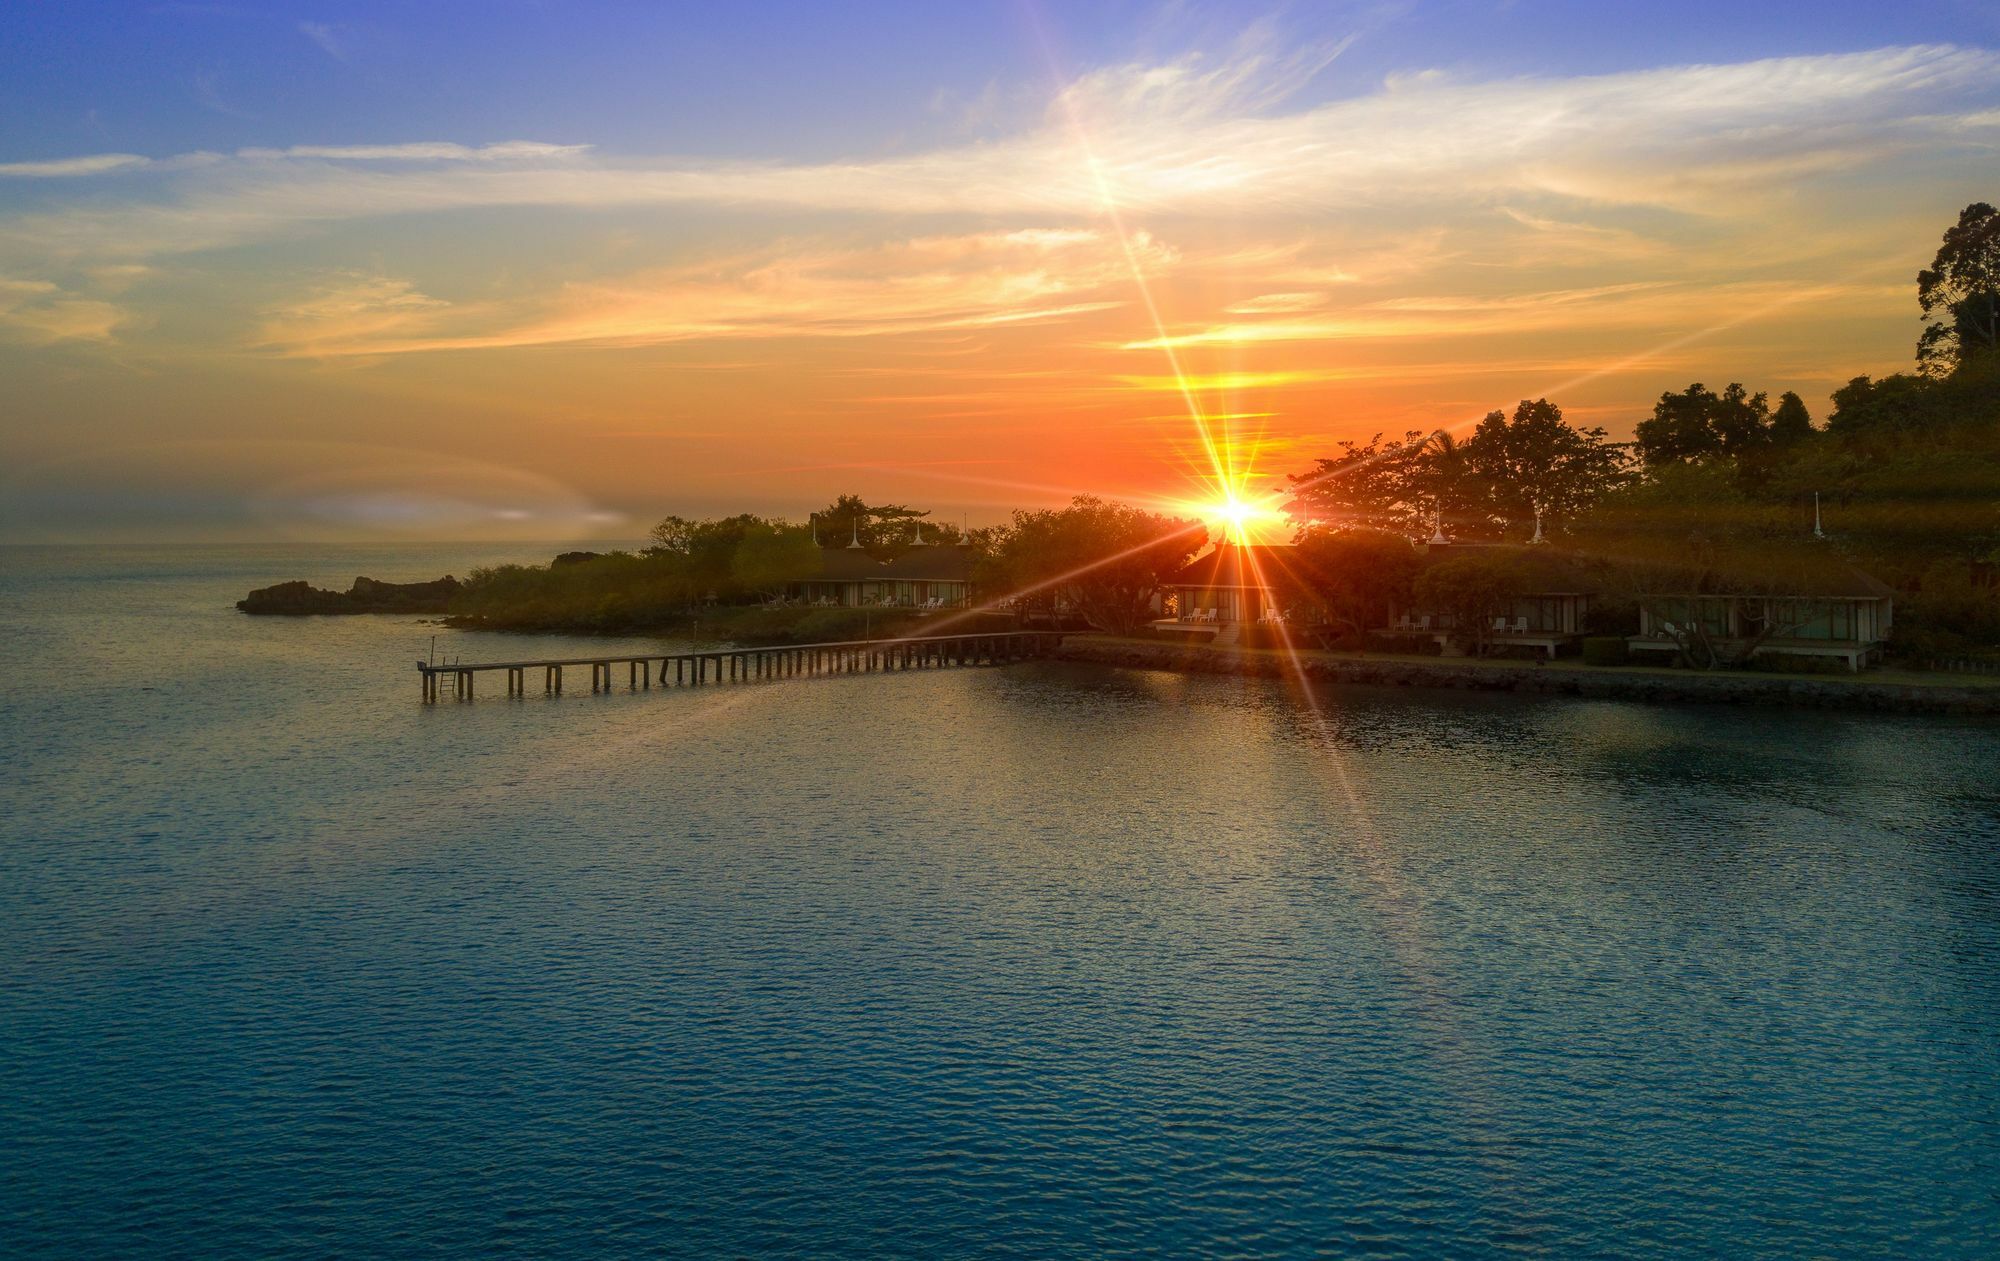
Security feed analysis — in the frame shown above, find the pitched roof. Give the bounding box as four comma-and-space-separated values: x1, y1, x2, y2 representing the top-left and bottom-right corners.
1165, 544, 1296, 589
814, 546, 973, 582
1417, 543, 1597, 593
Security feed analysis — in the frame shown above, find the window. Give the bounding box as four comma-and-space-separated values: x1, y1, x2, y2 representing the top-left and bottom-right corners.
1771, 599, 1854, 641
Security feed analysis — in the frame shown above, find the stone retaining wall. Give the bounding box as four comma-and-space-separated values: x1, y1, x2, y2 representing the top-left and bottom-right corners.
1052, 638, 2000, 715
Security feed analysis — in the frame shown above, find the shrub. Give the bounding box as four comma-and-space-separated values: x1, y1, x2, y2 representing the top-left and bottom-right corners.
1582, 598, 1640, 637
1581, 636, 1630, 666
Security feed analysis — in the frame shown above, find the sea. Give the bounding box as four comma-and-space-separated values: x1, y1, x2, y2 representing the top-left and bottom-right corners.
2, 542, 1997, 1259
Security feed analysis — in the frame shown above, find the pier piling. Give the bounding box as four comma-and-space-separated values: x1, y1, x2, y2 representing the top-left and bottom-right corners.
417, 631, 1062, 704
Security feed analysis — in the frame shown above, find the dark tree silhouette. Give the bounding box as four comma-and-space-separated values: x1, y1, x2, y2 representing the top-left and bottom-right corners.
1917, 202, 2000, 377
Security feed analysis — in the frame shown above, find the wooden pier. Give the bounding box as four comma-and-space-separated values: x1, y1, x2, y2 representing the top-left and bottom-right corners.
418, 631, 1065, 703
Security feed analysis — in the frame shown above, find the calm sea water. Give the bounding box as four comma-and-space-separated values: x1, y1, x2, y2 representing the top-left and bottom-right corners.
2, 543, 1997, 1259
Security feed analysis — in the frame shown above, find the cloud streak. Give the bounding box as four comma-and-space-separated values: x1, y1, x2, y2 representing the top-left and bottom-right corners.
1, 44, 1993, 264
254, 229, 1169, 357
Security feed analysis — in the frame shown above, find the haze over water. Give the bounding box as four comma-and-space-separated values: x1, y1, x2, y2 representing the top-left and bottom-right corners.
2, 544, 1997, 1257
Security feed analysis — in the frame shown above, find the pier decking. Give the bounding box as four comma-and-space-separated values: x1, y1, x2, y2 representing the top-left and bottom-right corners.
418, 631, 1064, 702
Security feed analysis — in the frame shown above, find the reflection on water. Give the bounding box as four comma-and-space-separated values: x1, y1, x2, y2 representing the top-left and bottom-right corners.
2, 545, 1997, 1258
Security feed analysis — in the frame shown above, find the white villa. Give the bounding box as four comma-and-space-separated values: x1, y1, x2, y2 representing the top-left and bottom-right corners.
1626, 566, 1895, 671
788, 545, 974, 610
1386, 544, 1596, 659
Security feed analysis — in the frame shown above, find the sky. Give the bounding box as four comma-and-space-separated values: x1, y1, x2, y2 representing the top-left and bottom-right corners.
2, 1, 1997, 543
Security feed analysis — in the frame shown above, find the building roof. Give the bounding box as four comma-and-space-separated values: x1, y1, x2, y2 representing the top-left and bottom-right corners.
813, 546, 973, 582
1416, 543, 1598, 594
1682, 553, 1895, 599
1165, 540, 1892, 602
1165, 544, 1298, 590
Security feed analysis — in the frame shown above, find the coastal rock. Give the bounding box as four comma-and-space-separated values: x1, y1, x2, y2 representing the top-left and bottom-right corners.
237, 575, 460, 615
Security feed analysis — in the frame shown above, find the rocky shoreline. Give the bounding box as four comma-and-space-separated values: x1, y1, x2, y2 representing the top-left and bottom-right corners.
1053, 637, 2000, 715
237, 575, 461, 615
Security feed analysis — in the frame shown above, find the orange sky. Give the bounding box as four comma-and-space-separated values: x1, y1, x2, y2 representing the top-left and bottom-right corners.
2, 27, 1995, 542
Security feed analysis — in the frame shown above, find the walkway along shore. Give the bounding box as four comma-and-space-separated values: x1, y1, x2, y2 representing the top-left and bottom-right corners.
1052, 637, 2000, 715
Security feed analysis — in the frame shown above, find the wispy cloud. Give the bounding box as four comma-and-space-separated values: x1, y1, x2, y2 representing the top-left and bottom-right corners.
0, 154, 150, 178
298, 21, 349, 61
235, 141, 591, 162
1120, 279, 1905, 350
0, 279, 131, 343
191, 69, 253, 119
255, 229, 1168, 357
4, 44, 1992, 264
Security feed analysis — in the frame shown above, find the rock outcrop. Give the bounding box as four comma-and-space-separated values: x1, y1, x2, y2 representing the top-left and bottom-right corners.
237, 575, 460, 615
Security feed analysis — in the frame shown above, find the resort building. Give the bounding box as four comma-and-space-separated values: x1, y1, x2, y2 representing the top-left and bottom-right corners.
1625, 564, 1895, 671
1387, 544, 1596, 659
1158, 544, 1293, 638
788, 545, 974, 610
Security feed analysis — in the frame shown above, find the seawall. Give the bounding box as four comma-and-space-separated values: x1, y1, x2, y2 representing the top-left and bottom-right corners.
1051, 638, 2000, 715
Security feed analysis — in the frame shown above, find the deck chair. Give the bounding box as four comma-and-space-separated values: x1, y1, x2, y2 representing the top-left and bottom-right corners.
1511, 617, 1529, 633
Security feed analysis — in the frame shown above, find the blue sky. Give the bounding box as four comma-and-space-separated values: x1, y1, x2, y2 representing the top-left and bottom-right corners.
6, 2, 1997, 164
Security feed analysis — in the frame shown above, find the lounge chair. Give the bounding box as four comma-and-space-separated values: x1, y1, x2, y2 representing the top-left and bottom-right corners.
1511, 617, 1529, 634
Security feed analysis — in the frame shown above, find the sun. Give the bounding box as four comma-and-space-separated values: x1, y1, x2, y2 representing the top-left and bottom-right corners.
1196, 490, 1282, 543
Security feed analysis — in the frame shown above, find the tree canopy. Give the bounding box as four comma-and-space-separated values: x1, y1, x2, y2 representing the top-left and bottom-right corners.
1917, 201, 2000, 377
809, 493, 943, 556
981, 496, 1204, 635
1284, 399, 1628, 542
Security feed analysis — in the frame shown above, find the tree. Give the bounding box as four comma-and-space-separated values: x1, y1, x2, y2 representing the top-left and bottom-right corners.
1267, 527, 1423, 643
647, 512, 790, 600
810, 493, 933, 556
1282, 431, 1433, 537
1917, 202, 2000, 377
1411, 552, 1532, 657
1413, 430, 1489, 540
1633, 382, 1771, 465
1574, 465, 1842, 668
1465, 398, 1630, 538
731, 523, 820, 601
1769, 391, 1813, 444
984, 496, 1204, 634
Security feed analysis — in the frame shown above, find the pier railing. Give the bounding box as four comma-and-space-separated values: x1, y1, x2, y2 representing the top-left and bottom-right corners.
418, 630, 1065, 702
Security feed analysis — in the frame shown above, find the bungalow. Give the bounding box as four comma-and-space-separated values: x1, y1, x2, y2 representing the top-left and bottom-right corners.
1157, 544, 1294, 638
1386, 544, 1596, 659
788, 544, 974, 610
1626, 560, 1894, 671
